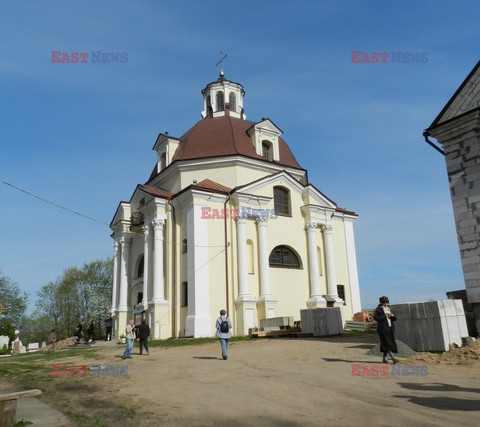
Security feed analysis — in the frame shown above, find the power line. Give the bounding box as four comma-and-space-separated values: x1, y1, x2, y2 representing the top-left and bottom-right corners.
1, 179, 109, 226
1, 179, 231, 248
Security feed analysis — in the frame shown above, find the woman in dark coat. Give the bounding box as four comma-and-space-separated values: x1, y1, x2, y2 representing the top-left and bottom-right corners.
373, 296, 399, 364
137, 320, 150, 355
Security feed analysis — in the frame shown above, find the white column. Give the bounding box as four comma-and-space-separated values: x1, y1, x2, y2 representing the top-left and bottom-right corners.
236, 217, 249, 298
111, 241, 120, 313
344, 219, 362, 313
142, 225, 151, 309
256, 217, 271, 297
306, 222, 322, 296
152, 219, 166, 303
322, 224, 342, 302
118, 237, 131, 311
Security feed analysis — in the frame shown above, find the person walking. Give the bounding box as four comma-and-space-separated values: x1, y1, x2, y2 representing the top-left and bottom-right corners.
105, 315, 113, 341
373, 296, 399, 364
215, 309, 232, 360
74, 321, 84, 344
137, 319, 150, 355
122, 320, 136, 360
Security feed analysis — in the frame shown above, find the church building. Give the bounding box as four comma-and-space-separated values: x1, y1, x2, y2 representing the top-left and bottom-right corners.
110, 72, 362, 339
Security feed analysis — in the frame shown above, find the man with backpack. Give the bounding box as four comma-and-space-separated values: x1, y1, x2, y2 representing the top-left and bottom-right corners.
215, 309, 232, 360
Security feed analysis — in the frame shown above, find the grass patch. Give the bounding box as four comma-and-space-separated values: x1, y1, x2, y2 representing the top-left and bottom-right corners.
66, 411, 106, 426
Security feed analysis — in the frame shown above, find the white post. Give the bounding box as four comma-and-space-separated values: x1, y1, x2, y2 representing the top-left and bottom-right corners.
256, 217, 271, 297
236, 217, 249, 297
322, 224, 342, 302
142, 225, 151, 309
111, 241, 120, 313
152, 219, 166, 303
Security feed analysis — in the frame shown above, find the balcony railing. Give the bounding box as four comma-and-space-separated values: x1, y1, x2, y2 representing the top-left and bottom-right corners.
130, 212, 145, 228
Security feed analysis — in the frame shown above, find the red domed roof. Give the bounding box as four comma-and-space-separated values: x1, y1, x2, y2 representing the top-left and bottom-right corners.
170, 115, 301, 169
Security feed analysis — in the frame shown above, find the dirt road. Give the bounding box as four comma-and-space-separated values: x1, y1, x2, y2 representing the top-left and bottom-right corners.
42, 335, 479, 426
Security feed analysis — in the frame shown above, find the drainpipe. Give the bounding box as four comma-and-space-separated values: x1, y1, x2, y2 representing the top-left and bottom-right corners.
423, 130, 445, 155
168, 199, 177, 338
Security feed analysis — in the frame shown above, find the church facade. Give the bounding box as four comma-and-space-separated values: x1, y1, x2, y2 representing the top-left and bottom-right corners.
110, 73, 362, 339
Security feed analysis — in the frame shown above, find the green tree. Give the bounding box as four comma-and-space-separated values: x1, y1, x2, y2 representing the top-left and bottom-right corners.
0, 273, 28, 340
35, 258, 112, 340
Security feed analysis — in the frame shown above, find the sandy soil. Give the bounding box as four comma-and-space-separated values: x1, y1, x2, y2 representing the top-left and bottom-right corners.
39, 335, 479, 427
4, 335, 480, 426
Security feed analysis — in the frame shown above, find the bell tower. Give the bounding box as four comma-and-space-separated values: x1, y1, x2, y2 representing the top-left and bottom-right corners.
201, 71, 246, 120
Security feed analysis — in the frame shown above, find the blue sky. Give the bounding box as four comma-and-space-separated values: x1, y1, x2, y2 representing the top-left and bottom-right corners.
1, 1, 477, 311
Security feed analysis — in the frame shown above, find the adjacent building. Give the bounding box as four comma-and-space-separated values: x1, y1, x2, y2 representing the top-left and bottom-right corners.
424, 60, 480, 335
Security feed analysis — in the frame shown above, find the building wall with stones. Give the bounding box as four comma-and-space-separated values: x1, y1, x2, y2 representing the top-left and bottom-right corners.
426, 61, 480, 334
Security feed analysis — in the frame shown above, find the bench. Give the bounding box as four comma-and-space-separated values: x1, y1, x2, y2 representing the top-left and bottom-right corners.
0, 389, 41, 427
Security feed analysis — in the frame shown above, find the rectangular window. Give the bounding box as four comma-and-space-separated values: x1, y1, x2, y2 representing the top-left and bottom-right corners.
337, 285, 346, 305
182, 239, 187, 254
181, 282, 188, 307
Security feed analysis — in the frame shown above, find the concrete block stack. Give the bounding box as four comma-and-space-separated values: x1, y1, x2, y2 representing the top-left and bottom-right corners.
300, 307, 343, 337
391, 299, 469, 351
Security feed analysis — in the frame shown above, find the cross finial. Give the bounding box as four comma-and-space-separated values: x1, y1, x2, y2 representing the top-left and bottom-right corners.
216, 50, 228, 76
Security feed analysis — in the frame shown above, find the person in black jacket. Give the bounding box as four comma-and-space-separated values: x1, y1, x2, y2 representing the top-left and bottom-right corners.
373, 296, 399, 364
137, 320, 150, 355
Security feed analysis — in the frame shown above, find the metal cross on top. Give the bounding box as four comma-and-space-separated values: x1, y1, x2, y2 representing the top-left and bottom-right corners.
216, 51, 228, 75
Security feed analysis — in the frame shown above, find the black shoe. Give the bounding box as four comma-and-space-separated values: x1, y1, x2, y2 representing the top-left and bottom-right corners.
122, 356, 127, 359
128, 356, 132, 359
223, 356, 228, 360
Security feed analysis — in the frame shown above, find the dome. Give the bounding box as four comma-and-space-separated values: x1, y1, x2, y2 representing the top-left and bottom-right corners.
170, 115, 301, 169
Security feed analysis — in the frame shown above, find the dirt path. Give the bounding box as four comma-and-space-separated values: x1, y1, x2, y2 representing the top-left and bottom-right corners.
55, 335, 479, 426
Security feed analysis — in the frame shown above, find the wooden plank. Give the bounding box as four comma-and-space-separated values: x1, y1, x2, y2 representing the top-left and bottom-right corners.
0, 389, 41, 402
0, 399, 16, 427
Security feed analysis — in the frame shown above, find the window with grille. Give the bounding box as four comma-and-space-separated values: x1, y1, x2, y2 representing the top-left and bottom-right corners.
273, 186, 290, 215
262, 141, 272, 160
216, 92, 224, 111
269, 245, 301, 269
229, 92, 237, 112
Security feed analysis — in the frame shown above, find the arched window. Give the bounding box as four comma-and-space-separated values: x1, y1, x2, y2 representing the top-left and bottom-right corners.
137, 256, 144, 277
229, 92, 237, 112
269, 245, 301, 269
206, 95, 213, 117
273, 186, 290, 216
262, 141, 273, 161
216, 92, 224, 111
160, 152, 167, 170
247, 239, 254, 274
